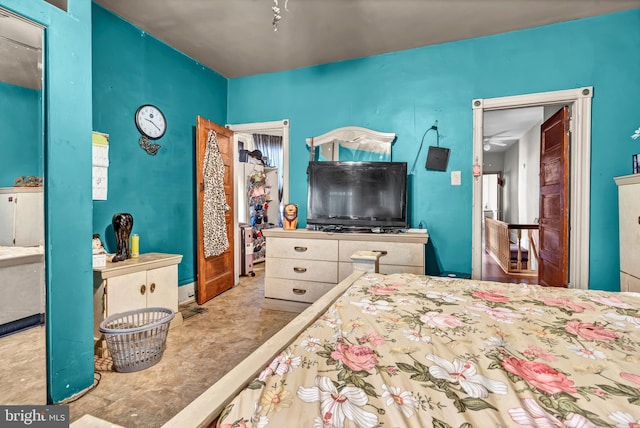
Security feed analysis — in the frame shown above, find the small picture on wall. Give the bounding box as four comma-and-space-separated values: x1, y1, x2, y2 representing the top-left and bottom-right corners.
633, 154, 640, 174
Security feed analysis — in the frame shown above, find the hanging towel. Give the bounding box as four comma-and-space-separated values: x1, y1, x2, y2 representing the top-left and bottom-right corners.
203, 129, 230, 257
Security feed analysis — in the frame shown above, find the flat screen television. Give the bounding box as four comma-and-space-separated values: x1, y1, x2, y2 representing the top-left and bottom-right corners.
307, 161, 408, 231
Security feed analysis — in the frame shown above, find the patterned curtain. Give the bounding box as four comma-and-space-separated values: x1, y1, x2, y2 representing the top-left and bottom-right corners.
253, 134, 283, 201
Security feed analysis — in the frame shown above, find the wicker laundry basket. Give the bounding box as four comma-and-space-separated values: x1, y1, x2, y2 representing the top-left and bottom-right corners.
99, 307, 174, 373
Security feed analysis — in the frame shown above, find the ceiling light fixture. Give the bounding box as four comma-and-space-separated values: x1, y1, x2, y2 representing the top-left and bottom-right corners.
484, 144, 491, 151
272, 0, 290, 31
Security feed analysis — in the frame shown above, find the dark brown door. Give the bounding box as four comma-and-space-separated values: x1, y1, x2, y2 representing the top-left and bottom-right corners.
196, 116, 235, 303
538, 106, 570, 287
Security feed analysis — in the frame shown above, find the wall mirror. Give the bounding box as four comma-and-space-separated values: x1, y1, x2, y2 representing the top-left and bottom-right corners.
306, 126, 396, 162
0, 7, 46, 404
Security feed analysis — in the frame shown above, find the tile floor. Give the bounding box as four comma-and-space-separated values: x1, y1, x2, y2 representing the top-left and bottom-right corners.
0, 265, 298, 428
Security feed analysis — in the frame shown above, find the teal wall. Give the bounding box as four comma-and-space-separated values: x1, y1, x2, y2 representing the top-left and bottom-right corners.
0, 0, 94, 403
91, 5, 228, 286
228, 9, 640, 292
0, 82, 42, 187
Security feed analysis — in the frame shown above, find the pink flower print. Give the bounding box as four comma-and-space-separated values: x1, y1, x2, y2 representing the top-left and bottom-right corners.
590, 295, 635, 309
621, 372, 640, 386
501, 356, 577, 394
420, 311, 462, 329
359, 332, 385, 346
331, 343, 378, 371
473, 290, 509, 303
565, 321, 619, 341
369, 285, 398, 296
543, 297, 595, 313
522, 345, 557, 362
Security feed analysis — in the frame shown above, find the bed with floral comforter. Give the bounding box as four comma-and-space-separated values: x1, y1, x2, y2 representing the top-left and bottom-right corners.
215, 272, 640, 428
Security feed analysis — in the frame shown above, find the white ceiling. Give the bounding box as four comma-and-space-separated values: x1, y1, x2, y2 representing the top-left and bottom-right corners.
93, 0, 640, 78
483, 107, 544, 153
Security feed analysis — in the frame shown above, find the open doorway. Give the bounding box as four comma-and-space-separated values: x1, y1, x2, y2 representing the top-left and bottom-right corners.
226, 120, 290, 285
471, 87, 593, 289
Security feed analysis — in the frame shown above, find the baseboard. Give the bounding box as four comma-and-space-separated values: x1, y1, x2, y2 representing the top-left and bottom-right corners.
179, 281, 196, 304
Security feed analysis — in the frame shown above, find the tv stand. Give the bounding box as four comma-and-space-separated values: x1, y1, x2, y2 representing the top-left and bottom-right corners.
262, 228, 429, 312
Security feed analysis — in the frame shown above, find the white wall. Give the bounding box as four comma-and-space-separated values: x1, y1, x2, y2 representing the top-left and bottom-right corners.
503, 144, 519, 224
519, 118, 542, 225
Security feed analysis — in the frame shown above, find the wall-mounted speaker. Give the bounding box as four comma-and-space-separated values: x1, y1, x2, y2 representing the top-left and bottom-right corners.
425, 146, 450, 171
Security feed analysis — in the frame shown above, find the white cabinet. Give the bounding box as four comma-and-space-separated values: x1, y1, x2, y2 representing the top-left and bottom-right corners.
0, 187, 44, 247
93, 253, 183, 354
615, 174, 640, 292
262, 228, 428, 312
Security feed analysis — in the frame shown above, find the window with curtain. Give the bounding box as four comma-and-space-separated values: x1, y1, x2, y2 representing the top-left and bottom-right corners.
253, 134, 283, 201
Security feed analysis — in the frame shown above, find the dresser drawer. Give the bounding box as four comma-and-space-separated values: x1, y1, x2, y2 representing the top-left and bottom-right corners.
266, 258, 338, 283
621, 271, 640, 293
339, 240, 424, 266
265, 278, 336, 303
338, 262, 424, 282
268, 237, 338, 261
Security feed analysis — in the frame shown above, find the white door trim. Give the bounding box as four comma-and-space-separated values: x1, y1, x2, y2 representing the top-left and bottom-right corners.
227, 119, 290, 285
471, 87, 593, 289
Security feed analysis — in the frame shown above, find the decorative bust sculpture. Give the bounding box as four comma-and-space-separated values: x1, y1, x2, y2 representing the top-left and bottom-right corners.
112, 213, 134, 262
283, 204, 298, 230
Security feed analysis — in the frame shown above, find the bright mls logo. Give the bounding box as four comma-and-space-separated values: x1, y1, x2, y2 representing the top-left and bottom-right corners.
1, 406, 68, 427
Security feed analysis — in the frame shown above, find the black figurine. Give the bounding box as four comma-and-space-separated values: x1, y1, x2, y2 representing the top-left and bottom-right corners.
112, 213, 133, 262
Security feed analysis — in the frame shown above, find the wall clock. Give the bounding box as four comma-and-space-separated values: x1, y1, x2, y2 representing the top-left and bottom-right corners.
135, 104, 166, 155
135, 104, 166, 139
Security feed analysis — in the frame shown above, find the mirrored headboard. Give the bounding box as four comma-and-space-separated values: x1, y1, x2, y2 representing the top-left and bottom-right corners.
306, 126, 396, 162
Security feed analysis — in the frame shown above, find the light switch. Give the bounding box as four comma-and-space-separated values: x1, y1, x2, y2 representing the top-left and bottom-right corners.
451, 171, 461, 186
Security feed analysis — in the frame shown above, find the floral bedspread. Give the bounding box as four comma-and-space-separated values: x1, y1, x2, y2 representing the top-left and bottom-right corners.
217, 273, 640, 428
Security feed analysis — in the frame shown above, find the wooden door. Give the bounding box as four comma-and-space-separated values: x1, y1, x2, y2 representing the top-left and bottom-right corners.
538, 106, 570, 287
196, 116, 235, 304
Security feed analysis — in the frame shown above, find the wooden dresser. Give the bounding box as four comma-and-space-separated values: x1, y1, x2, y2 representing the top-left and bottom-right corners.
262, 228, 429, 312
615, 174, 640, 292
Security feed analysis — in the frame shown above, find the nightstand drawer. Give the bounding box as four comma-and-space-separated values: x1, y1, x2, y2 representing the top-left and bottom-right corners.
268, 237, 338, 261
339, 240, 424, 266
265, 278, 335, 303
266, 258, 338, 283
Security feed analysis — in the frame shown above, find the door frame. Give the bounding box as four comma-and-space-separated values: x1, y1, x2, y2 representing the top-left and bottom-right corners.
471, 87, 593, 289
226, 119, 290, 285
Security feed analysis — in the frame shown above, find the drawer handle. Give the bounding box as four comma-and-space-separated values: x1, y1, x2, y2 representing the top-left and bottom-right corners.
150, 282, 156, 293
293, 267, 307, 273
371, 250, 388, 255
293, 288, 307, 295
294, 246, 308, 252
638, 216, 640, 225
140, 284, 146, 295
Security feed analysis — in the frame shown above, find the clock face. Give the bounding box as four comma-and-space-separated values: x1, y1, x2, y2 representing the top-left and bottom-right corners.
135, 104, 166, 139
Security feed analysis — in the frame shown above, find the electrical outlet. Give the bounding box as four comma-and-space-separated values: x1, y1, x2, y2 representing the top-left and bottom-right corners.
451, 171, 461, 186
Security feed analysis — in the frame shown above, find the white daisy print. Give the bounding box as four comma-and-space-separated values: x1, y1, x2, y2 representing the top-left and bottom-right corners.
297, 376, 378, 428
426, 353, 507, 398
566, 345, 607, 360
300, 337, 322, 352
351, 298, 393, 315
381, 384, 419, 417
404, 329, 431, 343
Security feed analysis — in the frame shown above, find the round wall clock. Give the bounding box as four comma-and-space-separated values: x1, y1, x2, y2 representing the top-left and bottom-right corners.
134, 104, 167, 140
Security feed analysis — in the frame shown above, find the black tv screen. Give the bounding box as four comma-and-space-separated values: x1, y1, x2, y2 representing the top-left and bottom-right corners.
307, 161, 408, 231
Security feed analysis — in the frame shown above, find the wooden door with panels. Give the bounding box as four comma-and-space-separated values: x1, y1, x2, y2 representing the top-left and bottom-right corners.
196, 116, 235, 304
538, 106, 570, 287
